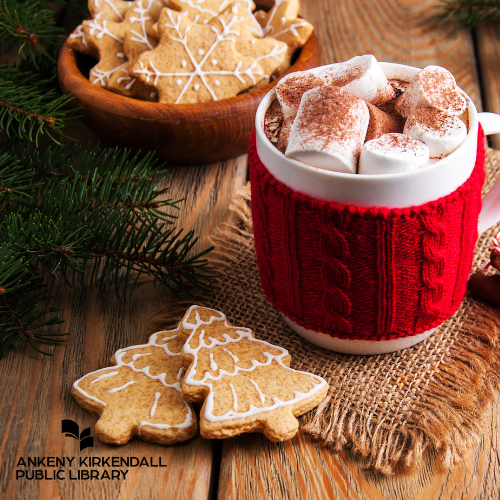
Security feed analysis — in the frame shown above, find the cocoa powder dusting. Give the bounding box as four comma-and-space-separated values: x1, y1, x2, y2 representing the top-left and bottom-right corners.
295, 86, 365, 150
407, 108, 454, 137
277, 74, 324, 109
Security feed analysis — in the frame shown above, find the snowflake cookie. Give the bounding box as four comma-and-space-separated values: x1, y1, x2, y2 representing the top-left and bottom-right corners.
130, 8, 265, 103
72, 329, 197, 445
179, 306, 329, 441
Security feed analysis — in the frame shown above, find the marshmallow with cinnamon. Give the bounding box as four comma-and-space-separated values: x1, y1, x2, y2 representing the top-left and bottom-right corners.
286, 86, 370, 174
275, 71, 324, 118
359, 133, 429, 175
319, 55, 395, 106
403, 108, 467, 158
395, 65, 468, 118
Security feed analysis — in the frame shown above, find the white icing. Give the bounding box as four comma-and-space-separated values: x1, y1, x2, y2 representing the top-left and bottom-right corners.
129, 0, 157, 51
133, 11, 263, 103
90, 61, 128, 87
254, 43, 287, 66
117, 52, 125, 57
262, 0, 306, 39
209, 353, 217, 371
69, 25, 89, 47
87, 18, 124, 43
107, 380, 135, 393
181, 60, 187, 67
229, 383, 237, 411
181, 306, 328, 423
177, 367, 185, 380
73, 326, 192, 431
90, 371, 119, 384
198, 48, 205, 55
223, 348, 238, 363
132, 353, 151, 361
214, 79, 220, 86
176, 79, 182, 85
211, 59, 217, 65
150, 392, 161, 417
177, 0, 230, 18
249, 379, 266, 405
194, 83, 200, 91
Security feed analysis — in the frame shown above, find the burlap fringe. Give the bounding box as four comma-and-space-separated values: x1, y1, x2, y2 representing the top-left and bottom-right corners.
148, 182, 500, 475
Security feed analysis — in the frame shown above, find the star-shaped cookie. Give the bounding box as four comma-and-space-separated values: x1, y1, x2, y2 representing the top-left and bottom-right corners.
130, 8, 265, 103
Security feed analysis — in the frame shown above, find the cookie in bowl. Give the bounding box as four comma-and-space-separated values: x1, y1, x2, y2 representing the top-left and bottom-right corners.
59, 0, 320, 163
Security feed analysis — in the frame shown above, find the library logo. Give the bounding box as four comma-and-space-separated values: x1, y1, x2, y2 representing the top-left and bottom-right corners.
61, 419, 94, 451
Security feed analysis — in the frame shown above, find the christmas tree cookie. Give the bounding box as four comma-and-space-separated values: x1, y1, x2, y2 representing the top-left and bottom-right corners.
72, 329, 197, 445
179, 306, 329, 441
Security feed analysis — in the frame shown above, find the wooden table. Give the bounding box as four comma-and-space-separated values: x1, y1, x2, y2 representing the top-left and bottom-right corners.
2, 1, 500, 498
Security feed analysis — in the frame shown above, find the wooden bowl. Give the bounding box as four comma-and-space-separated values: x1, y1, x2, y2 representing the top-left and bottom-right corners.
58, 33, 321, 164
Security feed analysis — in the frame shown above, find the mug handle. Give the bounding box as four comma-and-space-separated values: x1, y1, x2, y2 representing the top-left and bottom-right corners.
477, 112, 500, 234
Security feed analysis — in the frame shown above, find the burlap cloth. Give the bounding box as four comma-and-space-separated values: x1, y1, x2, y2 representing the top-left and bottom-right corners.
148, 148, 500, 475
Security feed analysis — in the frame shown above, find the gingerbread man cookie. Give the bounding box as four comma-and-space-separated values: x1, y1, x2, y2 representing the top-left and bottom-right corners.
179, 306, 329, 442
130, 8, 264, 103
72, 329, 197, 445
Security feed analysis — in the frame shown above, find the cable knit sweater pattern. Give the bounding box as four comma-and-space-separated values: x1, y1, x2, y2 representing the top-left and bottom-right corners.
249, 127, 486, 341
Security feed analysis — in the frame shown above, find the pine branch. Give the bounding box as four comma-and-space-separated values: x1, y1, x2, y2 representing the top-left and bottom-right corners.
0, 243, 66, 356
0, 65, 72, 144
440, 0, 500, 29
0, 0, 64, 66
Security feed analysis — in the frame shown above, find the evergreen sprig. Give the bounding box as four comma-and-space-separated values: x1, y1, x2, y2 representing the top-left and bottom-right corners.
440, 0, 500, 29
0, 244, 66, 357
0, 0, 64, 65
0, 64, 72, 144
0, 1, 216, 356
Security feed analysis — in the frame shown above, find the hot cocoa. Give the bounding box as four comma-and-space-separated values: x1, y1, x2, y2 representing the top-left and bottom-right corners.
263, 56, 469, 174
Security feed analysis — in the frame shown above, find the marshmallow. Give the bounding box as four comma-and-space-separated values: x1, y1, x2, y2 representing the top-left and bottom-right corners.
286, 86, 370, 174
395, 65, 468, 118
275, 71, 324, 118
403, 108, 467, 158
277, 117, 294, 153
365, 102, 405, 142
359, 133, 429, 175
320, 55, 395, 106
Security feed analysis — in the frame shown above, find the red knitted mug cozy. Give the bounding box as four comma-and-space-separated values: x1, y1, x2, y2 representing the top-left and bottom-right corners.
249, 127, 486, 341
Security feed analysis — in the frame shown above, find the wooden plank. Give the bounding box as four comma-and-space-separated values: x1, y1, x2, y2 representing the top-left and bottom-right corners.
474, 20, 500, 150
0, 120, 247, 500
217, 1, 496, 499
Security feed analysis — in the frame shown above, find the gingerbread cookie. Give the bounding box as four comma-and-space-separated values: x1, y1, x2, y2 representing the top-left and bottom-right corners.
89, 0, 135, 23
255, 0, 313, 74
107, 0, 162, 98
130, 8, 264, 103
68, 24, 99, 58
72, 329, 197, 445
221, 2, 287, 82
179, 306, 329, 442
169, 0, 255, 25
82, 15, 127, 87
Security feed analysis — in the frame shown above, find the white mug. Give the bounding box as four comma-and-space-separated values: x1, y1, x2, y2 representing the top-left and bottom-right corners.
252, 62, 500, 355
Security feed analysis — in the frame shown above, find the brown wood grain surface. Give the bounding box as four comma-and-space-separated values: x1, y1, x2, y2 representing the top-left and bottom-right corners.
2, 1, 500, 499
0, 124, 246, 499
